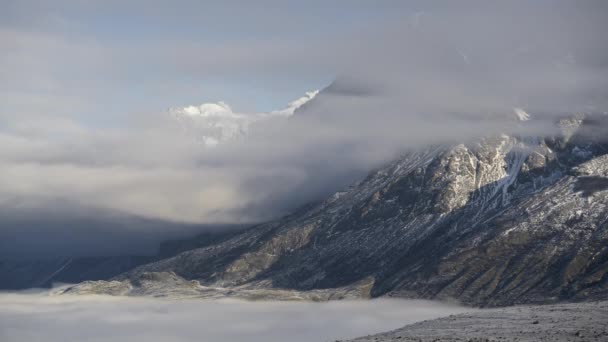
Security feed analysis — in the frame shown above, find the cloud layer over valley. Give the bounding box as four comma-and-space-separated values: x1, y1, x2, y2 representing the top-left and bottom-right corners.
0, 293, 471, 342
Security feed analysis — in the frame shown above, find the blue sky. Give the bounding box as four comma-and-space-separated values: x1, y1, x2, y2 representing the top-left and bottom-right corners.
1, 0, 416, 125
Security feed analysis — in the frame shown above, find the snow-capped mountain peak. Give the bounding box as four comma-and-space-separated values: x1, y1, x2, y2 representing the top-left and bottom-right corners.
178, 101, 238, 118
168, 90, 319, 146
271, 90, 319, 116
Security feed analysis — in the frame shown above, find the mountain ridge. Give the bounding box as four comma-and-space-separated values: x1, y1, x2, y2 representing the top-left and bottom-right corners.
168, 90, 319, 146
59, 111, 608, 307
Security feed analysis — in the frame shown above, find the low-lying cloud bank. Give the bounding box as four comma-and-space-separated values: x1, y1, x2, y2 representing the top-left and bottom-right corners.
0, 293, 471, 342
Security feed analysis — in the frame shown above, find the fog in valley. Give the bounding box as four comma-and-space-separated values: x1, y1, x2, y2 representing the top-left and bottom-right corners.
0, 293, 471, 342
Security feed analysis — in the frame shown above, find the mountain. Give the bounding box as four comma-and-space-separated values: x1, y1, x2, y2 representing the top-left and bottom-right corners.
168, 90, 319, 146
0, 226, 245, 290
65, 112, 608, 306
0, 256, 153, 290
0, 90, 323, 290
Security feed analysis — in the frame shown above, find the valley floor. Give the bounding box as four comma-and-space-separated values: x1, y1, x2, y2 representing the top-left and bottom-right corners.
347, 301, 608, 342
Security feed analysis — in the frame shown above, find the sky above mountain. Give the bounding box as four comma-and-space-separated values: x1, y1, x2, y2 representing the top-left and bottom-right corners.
1, 1, 607, 258
1, 0, 401, 120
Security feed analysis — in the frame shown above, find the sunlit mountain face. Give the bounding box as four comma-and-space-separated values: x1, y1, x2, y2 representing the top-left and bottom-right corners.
168, 90, 319, 146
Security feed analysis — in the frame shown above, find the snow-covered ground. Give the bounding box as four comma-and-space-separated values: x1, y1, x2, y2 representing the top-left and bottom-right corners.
349, 301, 608, 342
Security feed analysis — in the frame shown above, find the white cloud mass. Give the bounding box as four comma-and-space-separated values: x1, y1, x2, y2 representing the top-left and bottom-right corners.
0, 293, 471, 342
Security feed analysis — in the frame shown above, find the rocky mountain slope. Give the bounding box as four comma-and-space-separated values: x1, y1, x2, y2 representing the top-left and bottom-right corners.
0, 256, 153, 290
68, 112, 608, 306
0, 227, 243, 290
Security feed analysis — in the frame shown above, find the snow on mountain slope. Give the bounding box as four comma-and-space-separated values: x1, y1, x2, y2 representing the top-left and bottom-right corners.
514, 107, 531, 121
61, 112, 608, 306
168, 90, 318, 146
271, 90, 319, 115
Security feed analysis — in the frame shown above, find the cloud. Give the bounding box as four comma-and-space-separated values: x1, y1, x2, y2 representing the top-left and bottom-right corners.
0, 1, 606, 258
0, 293, 471, 342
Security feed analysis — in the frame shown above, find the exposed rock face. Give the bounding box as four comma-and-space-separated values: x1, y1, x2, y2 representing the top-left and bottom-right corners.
108, 113, 608, 306
221, 223, 317, 285
59, 271, 374, 301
